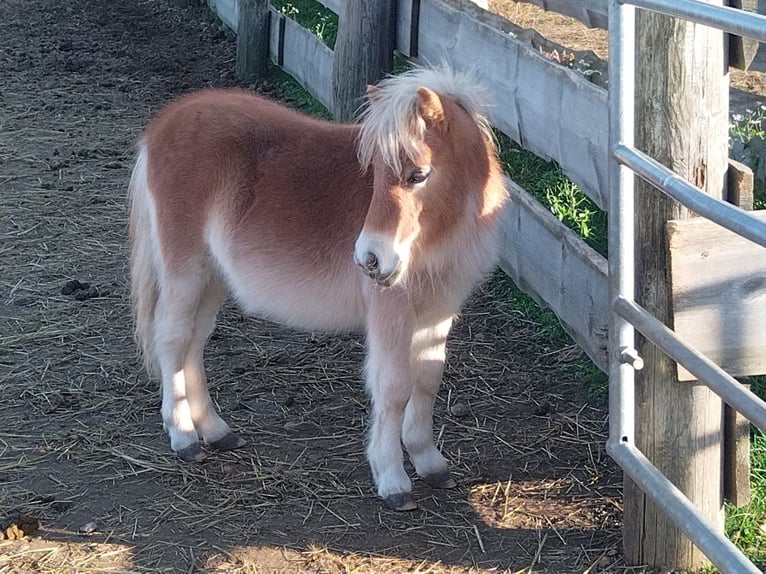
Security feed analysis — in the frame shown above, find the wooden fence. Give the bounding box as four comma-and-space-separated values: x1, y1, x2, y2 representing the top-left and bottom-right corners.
207, 0, 612, 372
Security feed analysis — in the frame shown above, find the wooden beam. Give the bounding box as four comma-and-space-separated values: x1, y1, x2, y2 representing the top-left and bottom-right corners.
723, 162, 754, 508
668, 211, 766, 381
728, 158, 755, 211
236, 0, 270, 80
331, 0, 395, 120
268, 8, 334, 110
623, 5, 729, 569
725, 379, 752, 506
498, 177, 609, 372
728, 0, 760, 70
207, 0, 237, 31
313, 0, 341, 15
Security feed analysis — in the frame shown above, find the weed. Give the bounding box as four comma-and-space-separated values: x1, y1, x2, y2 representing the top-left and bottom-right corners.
730, 104, 766, 150
495, 131, 608, 255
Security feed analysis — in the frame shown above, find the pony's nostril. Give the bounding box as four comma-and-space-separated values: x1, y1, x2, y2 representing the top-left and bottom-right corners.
363, 252, 379, 272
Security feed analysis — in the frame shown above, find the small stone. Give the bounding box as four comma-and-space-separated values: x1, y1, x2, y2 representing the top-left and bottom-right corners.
61, 279, 86, 295
450, 401, 469, 418
534, 401, 552, 416
74, 285, 100, 301
79, 521, 98, 534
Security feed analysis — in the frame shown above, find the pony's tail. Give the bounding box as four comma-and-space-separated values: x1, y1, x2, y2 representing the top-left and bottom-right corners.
128, 143, 160, 377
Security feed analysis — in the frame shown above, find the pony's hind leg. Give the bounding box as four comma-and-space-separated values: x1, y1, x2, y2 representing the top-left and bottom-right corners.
365, 293, 417, 511
402, 317, 456, 489
153, 270, 208, 460
183, 279, 245, 452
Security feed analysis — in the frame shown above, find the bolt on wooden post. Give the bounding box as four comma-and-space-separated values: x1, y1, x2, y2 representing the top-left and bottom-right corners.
331, 0, 395, 121
623, 4, 729, 570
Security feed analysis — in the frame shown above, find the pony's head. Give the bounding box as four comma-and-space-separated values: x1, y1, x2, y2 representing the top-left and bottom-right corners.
354, 66, 504, 288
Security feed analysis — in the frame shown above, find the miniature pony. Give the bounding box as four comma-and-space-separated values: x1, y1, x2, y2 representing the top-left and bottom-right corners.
128, 66, 508, 510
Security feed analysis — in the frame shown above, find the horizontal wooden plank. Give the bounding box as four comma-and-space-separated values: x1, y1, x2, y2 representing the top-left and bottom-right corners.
668, 210, 766, 381
401, 0, 609, 210
511, 0, 607, 29
314, 0, 341, 15
396, 0, 416, 57
268, 8, 335, 110
208, 0, 238, 31
498, 177, 609, 372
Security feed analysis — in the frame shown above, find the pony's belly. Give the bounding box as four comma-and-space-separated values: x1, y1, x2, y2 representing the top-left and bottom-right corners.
224, 259, 366, 332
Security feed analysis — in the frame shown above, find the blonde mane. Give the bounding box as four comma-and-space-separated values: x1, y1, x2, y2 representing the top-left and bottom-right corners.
356, 65, 494, 173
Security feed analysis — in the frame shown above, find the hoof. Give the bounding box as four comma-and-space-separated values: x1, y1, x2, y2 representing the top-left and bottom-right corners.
208, 432, 246, 451
422, 470, 457, 489
383, 492, 418, 511
176, 443, 206, 462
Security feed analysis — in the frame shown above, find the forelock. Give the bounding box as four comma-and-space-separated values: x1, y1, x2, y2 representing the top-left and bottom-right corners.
356, 65, 492, 173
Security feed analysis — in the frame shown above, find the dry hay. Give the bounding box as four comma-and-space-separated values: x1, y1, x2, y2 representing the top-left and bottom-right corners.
0, 0, 630, 572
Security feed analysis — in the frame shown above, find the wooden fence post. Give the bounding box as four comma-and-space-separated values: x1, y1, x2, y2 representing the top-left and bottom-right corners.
623, 4, 729, 569
331, 0, 395, 121
236, 0, 270, 81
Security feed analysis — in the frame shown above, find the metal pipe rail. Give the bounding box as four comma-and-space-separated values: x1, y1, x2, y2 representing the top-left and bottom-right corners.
607, 440, 761, 574
608, 0, 766, 572
614, 144, 766, 250
614, 296, 766, 431
625, 0, 766, 42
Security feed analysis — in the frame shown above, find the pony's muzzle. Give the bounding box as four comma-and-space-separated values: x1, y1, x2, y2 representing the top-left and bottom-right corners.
354, 248, 402, 287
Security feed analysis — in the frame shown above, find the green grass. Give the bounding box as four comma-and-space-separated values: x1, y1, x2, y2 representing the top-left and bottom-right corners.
270, 66, 332, 118
495, 131, 608, 256
729, 105, 766, 209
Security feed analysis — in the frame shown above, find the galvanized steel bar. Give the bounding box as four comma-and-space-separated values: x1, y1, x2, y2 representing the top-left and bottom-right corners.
607, 441, 761, 574
622, 0, 766, 41
608, 1, 766, 572
607, 0, 638, 446
614, 296, 766, 432
614, 144, 766, 249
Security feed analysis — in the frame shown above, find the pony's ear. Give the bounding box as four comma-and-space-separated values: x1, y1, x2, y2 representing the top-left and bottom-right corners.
366, 84, 381, 102
416, 87, 445, 127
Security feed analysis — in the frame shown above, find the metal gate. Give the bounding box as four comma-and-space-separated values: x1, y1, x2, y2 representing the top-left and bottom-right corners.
608, 1, 766, 572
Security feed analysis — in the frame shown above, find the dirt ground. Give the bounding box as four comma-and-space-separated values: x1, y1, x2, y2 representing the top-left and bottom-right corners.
1, 1, 762, 573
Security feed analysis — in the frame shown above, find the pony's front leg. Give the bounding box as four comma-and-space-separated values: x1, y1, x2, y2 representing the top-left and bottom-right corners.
403, 317, 456, 489
365, 293, 417, 511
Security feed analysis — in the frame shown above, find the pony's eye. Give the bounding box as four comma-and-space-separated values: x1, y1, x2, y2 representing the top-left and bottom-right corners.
405, 169, 430, 186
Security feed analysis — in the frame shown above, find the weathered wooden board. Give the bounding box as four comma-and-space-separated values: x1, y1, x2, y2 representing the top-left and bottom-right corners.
314, 0, 341, 15
208, 0, 340, 32
498, 177, 609, 371
209, 0, 238, 30
397, 0, 417, 57
268, 8, 334, 111
668, 211, 766, 381
724, 378, 752, 506
401, 0, 609, 210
